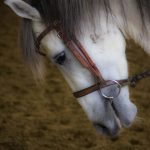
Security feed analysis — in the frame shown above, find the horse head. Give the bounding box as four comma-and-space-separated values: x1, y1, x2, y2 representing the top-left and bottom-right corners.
5, 0, 137, 137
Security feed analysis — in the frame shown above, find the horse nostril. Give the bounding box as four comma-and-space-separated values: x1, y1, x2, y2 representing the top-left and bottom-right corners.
93, 123, 120, 137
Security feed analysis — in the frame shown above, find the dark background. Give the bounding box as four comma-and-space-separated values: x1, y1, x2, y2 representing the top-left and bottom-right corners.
0, 2, 150, 150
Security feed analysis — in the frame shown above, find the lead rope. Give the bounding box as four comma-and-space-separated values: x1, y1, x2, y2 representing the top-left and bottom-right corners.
129, 69, 150, 87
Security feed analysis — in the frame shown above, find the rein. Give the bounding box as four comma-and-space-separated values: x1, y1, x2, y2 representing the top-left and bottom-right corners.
36, 23, 150, 99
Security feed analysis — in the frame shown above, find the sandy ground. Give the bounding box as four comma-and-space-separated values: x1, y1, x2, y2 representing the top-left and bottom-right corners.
0, 2, 150, 150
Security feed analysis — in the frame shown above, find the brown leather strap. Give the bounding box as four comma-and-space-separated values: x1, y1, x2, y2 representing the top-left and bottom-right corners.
36, 24, 150, 99
55, 27, 105, 84
73, 70, 150, 98
36, 24, 53, 50
73, 80, 128, 98
35, 24, 54, 56
73, 37, 105, 82
73, 83, 101, 98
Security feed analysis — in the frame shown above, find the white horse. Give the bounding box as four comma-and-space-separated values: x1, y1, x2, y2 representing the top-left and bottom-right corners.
5, 0, 150, 137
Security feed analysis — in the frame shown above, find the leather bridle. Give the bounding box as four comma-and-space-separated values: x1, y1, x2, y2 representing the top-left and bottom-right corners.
36, 23, 150, 100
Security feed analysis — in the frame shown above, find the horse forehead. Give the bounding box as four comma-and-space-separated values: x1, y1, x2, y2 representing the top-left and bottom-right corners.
33, 20, 125, 58
79, 27, 125, 58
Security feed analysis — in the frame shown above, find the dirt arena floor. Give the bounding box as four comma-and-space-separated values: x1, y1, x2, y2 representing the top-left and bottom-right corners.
0, 2, 150, 150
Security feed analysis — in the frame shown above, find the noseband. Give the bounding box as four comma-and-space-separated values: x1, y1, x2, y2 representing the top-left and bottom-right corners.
36, 23, 150, 100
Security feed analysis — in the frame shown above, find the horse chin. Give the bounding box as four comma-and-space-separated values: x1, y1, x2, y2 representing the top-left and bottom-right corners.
93, 101, 136, 137
78, 89, 137, 137
93, 119, 121, 137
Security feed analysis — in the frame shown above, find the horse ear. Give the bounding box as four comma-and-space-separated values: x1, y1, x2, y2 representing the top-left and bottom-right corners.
4, 0, 41, 21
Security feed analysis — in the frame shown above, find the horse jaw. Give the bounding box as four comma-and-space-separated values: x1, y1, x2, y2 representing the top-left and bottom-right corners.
32, 19, 137, 136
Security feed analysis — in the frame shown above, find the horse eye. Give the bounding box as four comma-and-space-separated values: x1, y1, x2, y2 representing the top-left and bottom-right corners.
53, 51, 66, 65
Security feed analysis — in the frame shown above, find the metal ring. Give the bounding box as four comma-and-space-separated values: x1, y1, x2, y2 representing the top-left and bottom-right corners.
100, 80, 121, 100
